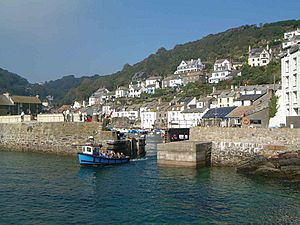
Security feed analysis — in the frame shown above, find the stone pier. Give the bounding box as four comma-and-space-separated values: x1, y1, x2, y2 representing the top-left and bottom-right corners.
157, 141, 211, 168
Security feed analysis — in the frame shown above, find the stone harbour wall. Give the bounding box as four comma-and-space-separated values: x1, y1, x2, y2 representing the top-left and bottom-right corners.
211, 142, 264, 166
190, 127, 300, 166
190, 127, 300, 147
157, 141, 211, 168
0, 122, 114, 155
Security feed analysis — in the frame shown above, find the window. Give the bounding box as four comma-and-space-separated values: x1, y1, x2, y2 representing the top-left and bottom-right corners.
250, 120, 261, 125
293, 91, 297, 103
293, 57, 297, 71
293, 74, 297, 87
286, 60, 289, 73
286, 92, 290, 104
262, 60, 267, 63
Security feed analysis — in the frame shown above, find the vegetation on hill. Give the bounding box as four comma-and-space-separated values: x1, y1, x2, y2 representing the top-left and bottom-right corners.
0, 68, 30, 95
1, 20, 300, 104
62, 20, 300, 103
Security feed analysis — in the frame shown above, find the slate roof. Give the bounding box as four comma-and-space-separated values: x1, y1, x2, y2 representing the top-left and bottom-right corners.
219, 91, 236, 98
215, 59, 228, 64
239, 84, 280, 92
163, 75, 182, 81
202, 107, 236, 119
146, 76, 161, 80
145, 84, 156, 88
249, 48, 265, 57
182, 108, 205, 113
11, 96, 42, 104
226, 106, 256, 118
198, 96, 215, 102
236, 94, 264, 101
0, 95, 14, 106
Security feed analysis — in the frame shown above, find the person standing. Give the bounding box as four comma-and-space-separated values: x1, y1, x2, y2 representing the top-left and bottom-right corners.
21, 111, 25, 122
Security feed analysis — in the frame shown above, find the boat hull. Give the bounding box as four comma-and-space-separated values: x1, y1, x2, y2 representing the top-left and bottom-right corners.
77, 153, 130, 166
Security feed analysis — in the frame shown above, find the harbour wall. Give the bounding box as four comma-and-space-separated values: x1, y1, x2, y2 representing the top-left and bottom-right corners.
190, 127, 300, 166
157, 141, 211, 168
157, 127, 300, 167
0, 122, 114, 155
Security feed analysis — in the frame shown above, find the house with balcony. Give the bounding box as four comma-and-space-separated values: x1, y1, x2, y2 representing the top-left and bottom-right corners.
174, 58, 204, 74
208, 59, 233, 83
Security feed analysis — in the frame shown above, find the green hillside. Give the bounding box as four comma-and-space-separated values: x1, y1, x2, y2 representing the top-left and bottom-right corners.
0, 68, 30, 95
1, 20, 300, 104
61, 20, 300, 103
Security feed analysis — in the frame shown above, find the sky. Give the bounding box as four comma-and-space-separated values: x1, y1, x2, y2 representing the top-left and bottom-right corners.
0, 0, 299, 83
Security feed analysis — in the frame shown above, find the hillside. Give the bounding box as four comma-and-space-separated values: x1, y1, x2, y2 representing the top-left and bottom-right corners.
1, 20, 300, 104
61, 20, 300, 103
0, 69, 99, 104
0, 68, 30, 95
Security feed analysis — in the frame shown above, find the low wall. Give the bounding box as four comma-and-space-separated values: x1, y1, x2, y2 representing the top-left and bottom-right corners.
157, 141, 211, 168
190, 127, 300, 149
0, 122, 113, 155
0, 115, 31, 123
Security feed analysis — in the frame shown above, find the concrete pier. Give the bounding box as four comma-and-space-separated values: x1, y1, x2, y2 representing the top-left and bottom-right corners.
157, 141, 212, 168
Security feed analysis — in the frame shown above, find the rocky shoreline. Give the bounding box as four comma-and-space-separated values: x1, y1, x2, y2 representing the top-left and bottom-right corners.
236, 150, 300, 182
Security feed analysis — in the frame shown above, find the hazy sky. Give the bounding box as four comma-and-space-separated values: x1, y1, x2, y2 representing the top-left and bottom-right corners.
0, 0, 299, 83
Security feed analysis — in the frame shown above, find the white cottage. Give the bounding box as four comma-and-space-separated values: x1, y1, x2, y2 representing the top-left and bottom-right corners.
174, 58, 204, 74
248, 45, 272, 67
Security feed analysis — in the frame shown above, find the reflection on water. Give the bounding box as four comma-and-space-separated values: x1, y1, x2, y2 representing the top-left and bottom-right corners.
0, 136, 299, 224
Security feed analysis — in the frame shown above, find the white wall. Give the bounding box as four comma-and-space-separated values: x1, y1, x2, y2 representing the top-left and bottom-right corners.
269, 89, 286, 127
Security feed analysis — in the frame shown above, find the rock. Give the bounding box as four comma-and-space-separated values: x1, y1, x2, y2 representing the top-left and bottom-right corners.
236, 150, 300, 181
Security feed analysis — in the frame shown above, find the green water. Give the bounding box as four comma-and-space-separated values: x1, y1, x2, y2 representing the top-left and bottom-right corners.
0, 136, 299, 224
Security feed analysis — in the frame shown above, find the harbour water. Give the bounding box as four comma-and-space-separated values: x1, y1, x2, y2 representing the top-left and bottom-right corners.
0, 135, 299, 224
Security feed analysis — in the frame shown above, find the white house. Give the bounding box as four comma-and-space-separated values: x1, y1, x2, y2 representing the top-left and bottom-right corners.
88, 88, 109, 106
174, 58, 204, 74
145, 76, 161, 88
248, 45, 272, 67
209, 59, 233, 83
167, 97, 197, 128
269, 89, 286, 128
72, 101, 82, 109
140, 109, 157, 129
282, 29, 300, 49
181, 108, 206, 128
115, 86, 129, 98
234, 94, 264, 107
162, 75, 183, 88
217, 90, 236, 107
281, 43, 300, 127
128, 82, 144, 98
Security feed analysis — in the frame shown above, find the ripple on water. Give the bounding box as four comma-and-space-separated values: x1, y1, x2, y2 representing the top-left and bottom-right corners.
0, 136, 299, 224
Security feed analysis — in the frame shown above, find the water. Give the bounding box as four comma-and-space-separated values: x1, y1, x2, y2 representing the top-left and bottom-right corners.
0, 135, 299, 225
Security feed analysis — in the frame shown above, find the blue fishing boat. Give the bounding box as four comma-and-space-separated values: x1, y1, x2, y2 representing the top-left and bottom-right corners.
77, 144, 130, 166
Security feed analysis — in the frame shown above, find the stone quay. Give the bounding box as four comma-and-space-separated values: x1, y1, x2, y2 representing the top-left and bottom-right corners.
157, 127, 300, 169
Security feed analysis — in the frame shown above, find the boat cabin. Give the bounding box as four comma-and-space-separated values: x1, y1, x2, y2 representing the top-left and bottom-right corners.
82, 145, 100, 155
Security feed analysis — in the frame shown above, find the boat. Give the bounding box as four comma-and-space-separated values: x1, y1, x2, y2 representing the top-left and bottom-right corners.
77, 144, 130, 166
